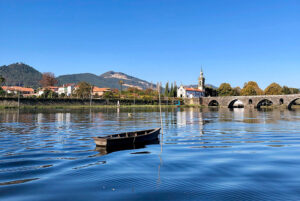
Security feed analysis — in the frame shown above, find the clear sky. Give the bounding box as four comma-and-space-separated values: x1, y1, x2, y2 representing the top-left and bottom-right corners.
0, 0, 299, 89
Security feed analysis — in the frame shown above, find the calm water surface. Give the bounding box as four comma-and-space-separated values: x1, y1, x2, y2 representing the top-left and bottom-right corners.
1, 107, 300, 201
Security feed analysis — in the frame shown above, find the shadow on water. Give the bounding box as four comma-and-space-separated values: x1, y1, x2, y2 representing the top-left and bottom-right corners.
94, 139, 160, 156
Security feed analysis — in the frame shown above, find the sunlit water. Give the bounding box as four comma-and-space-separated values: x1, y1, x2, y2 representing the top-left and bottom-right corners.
1, 107, 300, 201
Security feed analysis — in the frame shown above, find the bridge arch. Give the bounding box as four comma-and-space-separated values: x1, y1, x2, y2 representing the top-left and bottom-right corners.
208, 100, 219, 107
280, 98, 284, 105
228, 99, 244, 108
288, 98, 300, 110
257, 99, 273, 108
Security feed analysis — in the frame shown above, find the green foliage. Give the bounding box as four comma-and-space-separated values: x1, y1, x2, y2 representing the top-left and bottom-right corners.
102, 91, 115, 99
0, 76, 5, 86
241, 81, 263, 96
282, 86, 300, 94
205, 86, 217, 97
174, 82, 177, 97
170, 83, 174, 97
264, 83, 283, 95
164, 82, 169, 97
59, 93, 66, 98
232, 87, 241, 96
217, 83, 234, 96
40, 89, 58, 98
74, 82, 92, 99
0, 63, 42, 88
0, 87, 6, 96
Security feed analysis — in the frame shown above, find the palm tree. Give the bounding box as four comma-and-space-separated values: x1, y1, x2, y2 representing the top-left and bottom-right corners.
119, 80, 124, 92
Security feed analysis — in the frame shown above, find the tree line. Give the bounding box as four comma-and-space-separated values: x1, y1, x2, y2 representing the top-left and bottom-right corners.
210, 81, 299, 97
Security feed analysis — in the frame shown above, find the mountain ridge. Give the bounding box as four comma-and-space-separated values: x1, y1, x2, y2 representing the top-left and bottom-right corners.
0, 63, 157, 90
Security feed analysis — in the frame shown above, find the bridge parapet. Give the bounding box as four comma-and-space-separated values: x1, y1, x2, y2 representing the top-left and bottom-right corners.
197, 94, 300, 109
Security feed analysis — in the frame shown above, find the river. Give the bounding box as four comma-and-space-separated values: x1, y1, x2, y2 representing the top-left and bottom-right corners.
1, 107, 300, 201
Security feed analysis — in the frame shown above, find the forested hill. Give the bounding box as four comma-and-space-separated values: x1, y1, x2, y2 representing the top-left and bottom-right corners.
57, 71, 156, 90
0, 63, 42, 88
0, 63, 156, 90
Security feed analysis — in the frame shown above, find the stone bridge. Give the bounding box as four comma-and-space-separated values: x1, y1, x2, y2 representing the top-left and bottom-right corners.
195, 94, 300, 109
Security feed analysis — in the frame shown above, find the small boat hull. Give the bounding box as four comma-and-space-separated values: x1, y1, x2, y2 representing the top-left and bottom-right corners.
93, 128, 161, 147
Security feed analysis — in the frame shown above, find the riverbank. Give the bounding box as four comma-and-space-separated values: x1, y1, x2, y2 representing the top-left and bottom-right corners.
0, 97, 180, 109
0, 104, 180, 109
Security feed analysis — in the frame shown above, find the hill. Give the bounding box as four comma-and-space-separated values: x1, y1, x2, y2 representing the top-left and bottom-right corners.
57, 73, 104, 87
0, 63, 42, 88
0, 63, 157, 90
57, 71, 156, 90
99, 71, 156, 89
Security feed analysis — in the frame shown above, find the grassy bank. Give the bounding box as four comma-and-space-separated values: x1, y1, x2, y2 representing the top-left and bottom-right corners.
0, 104, 179, 110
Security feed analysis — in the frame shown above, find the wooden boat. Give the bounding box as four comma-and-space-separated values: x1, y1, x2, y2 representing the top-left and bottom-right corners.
93, 128, 161, 147
94, 138, 160, 156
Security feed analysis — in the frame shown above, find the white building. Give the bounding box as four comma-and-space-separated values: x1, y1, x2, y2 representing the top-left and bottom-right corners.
58, 83, 75, 96
177, 69, 205, 98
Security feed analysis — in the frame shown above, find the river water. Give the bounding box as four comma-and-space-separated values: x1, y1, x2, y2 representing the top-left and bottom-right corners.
1, 107, 300, 201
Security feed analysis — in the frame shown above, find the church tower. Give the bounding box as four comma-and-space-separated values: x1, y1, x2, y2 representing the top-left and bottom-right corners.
198, 68, 205, 91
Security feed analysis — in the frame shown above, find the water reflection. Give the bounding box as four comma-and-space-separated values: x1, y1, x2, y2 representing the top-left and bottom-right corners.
94, 139, 160, 156
1, 108, 300, 201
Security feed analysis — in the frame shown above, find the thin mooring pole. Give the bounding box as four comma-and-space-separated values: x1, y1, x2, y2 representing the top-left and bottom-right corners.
17, 91, 20, 108
158, 83, 163, 135
90, 85, 93, 107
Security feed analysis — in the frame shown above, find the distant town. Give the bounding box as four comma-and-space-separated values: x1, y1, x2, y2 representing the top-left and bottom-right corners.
0, 62, 299, 103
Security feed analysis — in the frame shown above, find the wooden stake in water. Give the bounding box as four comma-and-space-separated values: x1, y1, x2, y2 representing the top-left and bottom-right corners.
158, 83, 163, 135
90, 85, 93, 107
17, 91, 20, 108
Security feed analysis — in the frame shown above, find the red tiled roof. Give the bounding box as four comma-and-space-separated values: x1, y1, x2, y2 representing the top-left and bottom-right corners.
93, 87, 110, 92
47, 86, 59, 89
64, 83, 75, 87
185, 87, 204, 92
2, 86, 34, 92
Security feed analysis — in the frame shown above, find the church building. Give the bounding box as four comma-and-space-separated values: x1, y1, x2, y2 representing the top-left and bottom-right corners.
177, 69, 205, 98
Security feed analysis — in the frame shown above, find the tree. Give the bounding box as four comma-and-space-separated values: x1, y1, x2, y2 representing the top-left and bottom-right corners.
232, 87, 241, 96
264, 83, 282, 95
74, 82, 92, 99
174, 82, 178, 97
119, 80, 124, 91
282, 86, 291, 94
0, 76, 5, 87
59, 93, 66, 98
0, 87, 5, 96
290, 88, 300, 94
103, 91, 115, 99
205, 86, 217, 97
282, 86, 300, 94
170, 83, 174, 97
217, 83, 234, 96
40, 72, 58, 87
40, 89, 58, 99
164, 82, 169, 97
241, 81, 263, 96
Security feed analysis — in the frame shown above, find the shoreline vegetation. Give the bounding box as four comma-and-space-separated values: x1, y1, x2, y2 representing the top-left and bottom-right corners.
0, 102, 299, 110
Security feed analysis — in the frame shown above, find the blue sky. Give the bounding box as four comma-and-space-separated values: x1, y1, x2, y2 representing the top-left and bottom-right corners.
0, 0, 299, 89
